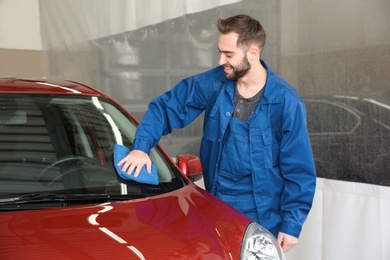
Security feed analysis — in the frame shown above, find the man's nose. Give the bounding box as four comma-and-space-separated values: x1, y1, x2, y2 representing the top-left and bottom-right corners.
218, 54, 226, 66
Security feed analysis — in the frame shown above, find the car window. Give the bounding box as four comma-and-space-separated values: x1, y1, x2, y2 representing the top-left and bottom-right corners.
306, 100, 360, 134
0, 94, 186, 198
305, 97, 390, 187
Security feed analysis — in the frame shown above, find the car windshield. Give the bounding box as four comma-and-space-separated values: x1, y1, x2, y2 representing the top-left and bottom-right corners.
0, 94, 187, 202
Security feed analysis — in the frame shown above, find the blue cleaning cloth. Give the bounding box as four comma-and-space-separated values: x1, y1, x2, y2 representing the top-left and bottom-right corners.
113, 144, 159, 185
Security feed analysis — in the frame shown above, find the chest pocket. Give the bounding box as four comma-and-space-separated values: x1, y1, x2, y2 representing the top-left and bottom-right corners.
203, 91, 234, 142
203, 105, 220, 141
261, 129, 280, 168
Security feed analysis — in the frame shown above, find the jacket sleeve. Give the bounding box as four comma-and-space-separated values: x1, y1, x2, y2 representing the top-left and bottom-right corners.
279, 101, 317, 237
131, 73, 211, 154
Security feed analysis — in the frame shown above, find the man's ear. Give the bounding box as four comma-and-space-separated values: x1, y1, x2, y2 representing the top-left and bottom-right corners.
247, 46, 260, 61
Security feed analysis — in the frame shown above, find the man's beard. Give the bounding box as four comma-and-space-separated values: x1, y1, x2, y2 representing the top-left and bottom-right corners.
223, 56, 251, 81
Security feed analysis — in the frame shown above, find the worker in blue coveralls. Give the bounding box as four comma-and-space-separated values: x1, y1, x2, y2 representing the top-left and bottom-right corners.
118, 14, 316, 252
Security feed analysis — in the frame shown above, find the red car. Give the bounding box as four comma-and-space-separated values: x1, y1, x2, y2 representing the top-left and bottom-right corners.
0, 78, 285, 260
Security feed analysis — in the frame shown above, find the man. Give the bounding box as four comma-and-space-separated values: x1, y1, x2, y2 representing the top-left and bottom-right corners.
118, 14, 316, 252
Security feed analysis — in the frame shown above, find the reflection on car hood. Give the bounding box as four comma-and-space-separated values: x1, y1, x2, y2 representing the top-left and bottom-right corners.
0, 184, 250, 259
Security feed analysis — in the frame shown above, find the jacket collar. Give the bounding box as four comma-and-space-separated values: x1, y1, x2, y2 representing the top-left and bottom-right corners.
260, 59, 282, 105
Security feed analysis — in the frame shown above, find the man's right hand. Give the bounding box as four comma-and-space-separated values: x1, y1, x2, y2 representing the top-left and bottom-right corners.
117, 149, 152, 177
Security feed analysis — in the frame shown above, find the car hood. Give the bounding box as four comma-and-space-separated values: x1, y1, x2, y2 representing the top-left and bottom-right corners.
0, 185, 250, 259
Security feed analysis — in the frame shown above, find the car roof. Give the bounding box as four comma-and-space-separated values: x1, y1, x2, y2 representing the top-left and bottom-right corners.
0, 77, 102, 96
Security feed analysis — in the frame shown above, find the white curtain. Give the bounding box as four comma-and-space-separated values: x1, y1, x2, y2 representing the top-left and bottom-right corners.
288, 178, 390, 260
0, 0, 42, 50
39, 0, 240, 49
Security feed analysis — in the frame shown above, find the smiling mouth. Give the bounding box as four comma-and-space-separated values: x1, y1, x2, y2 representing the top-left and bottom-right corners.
224, 66, 233, 73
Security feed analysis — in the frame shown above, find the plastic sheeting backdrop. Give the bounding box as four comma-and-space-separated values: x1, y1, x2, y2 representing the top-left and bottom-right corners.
39, 0, 390, 259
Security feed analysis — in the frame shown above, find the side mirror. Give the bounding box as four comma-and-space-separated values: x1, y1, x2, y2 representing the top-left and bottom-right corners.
176, 154, 203, 182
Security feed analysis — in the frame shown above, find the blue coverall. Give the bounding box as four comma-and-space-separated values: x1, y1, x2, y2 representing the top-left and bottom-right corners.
132, 60, 317, 238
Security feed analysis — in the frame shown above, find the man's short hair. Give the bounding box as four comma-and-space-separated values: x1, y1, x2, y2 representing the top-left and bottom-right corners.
216, 14, 266, 52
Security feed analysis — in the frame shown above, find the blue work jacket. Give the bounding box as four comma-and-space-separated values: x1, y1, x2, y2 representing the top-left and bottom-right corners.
132, 60, 316, 238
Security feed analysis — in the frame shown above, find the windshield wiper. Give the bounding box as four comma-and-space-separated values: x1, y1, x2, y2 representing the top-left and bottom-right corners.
0, 192, 147, 207
0, 193, 66, 204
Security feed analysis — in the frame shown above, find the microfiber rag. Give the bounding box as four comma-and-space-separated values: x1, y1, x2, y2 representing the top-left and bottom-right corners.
113, 144, 159, 185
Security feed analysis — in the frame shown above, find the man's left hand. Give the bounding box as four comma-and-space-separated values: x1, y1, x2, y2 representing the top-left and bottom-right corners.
277, 232, 298, 252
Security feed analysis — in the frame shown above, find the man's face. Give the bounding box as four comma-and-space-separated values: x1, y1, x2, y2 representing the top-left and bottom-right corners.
218, 32, 251, 81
